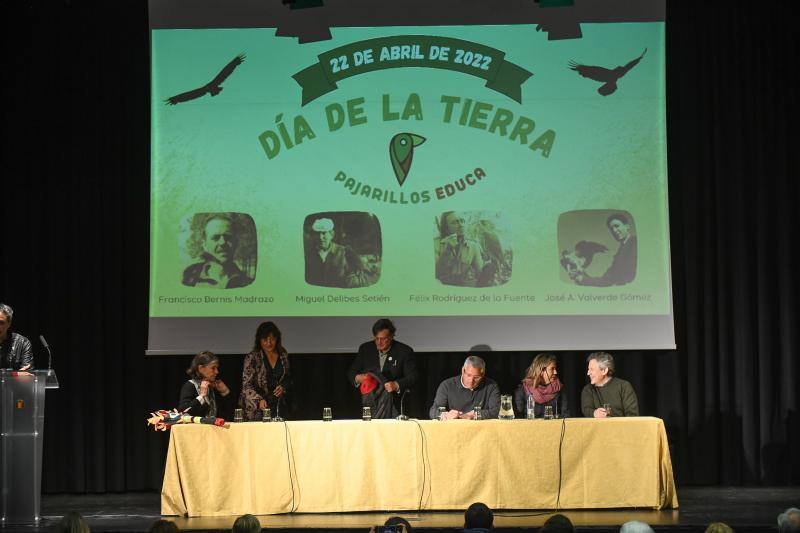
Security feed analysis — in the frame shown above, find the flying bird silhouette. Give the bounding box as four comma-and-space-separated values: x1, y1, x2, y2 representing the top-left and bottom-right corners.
164, 53, 246, 105
568, 49, 647, 96
389, 132, 426, 186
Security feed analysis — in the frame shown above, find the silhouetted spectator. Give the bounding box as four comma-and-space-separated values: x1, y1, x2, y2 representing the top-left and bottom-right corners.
149, 519, 179, 533
464, 502, 493, 532
385, 516, 413, 532
620, 520, 654, 533
58, 511, 90, 533
540, 513, 574, 533
778, 508, 800, 533
704, 523, 734, 533
232, 514, 261, 533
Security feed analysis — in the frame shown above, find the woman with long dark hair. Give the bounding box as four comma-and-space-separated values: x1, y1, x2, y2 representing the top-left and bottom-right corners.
240, 321, 292, 420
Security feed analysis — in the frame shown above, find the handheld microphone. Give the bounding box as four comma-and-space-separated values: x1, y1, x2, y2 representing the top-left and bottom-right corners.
396, 389, 410, 420
40, 335, 53, 370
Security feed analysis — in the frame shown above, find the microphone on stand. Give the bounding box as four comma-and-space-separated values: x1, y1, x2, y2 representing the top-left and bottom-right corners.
396, 389, 410, 420
272, 381, 285, 422
40, 335, 53, 370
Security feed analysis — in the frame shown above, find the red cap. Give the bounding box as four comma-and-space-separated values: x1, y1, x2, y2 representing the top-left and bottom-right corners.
360, 373, 379, 394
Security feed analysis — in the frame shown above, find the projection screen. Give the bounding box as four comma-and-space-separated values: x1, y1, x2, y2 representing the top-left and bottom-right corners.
147, 0, 674, 354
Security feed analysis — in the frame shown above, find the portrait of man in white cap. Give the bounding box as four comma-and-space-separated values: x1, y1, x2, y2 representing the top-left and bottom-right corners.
304, 214, 378, 288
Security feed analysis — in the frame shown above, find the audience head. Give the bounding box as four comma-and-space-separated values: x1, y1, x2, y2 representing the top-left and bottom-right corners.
232, 513, 261, 533
779, 508, 800, 533
384, 515, 412, 532
58, 511, 90, 533
540, 513, 574, 533
464, 502, 493, 530
704, 522, 734, 533
620, 520, 654, 533
149, 519, 179, 533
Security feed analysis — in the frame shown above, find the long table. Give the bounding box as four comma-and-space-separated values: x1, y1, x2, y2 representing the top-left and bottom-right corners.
161, 417, 678, 517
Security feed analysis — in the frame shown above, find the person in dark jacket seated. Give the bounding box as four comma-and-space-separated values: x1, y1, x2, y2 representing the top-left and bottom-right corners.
514, 353, 570, 418
178, 351, 231, 417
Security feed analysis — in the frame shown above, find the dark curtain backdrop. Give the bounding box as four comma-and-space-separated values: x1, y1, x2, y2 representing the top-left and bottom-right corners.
1, 1, 797, 493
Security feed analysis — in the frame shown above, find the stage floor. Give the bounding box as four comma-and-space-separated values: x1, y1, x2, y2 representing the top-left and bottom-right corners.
2, 487, 795, 532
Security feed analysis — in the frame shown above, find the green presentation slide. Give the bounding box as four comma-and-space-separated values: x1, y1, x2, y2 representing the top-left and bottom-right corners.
150, 23, 670, 321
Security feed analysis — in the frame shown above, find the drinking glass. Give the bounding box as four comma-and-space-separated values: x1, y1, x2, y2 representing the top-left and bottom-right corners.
603, 403, 612, 417
543, 405, 554, 420
234, 408, 243, 423
362, 406, 372, 421
323, 407, 333, 422
437, 406, 446, 421
499, 394, 515, 420
262, 407, 271, 422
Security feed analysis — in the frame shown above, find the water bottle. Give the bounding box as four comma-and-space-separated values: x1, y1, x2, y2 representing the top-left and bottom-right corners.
526, 395, 535, 420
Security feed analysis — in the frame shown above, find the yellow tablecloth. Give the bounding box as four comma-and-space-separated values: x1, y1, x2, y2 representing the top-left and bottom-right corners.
161, 417, 678, 516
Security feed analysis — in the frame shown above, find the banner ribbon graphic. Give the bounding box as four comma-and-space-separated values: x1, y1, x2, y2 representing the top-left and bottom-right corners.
293, 35, 533, 105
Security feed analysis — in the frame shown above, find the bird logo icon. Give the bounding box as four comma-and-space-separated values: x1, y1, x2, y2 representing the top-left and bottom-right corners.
568, 49, 647, 96
164, 53, 246, 105
389, 132, 426, 187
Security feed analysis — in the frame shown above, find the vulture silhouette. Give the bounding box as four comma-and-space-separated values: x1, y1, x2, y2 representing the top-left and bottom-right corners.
568, 49, 647, 96
165, 53, 246, 105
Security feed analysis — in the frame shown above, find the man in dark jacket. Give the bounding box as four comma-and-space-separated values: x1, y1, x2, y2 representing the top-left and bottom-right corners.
347, 318, 417, 419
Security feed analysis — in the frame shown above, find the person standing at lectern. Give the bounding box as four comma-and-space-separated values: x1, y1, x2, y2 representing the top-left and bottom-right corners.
581, 351, 639, 418
347, 318, 418, 419
0, 303, 33, 370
